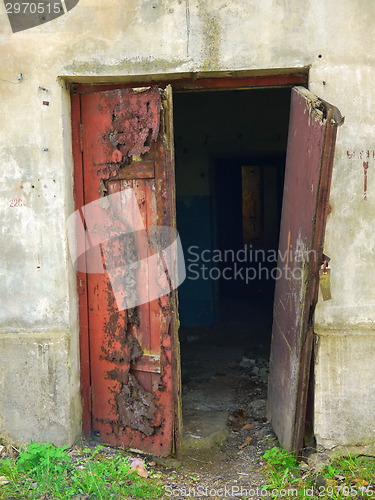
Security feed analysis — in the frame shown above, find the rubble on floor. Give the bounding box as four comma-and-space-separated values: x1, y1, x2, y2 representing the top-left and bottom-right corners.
181, 339, 278, 452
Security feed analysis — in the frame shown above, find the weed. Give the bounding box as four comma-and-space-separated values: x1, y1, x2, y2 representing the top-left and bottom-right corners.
189, 475, 199, 482
17, 442, 71, 474
262, 446, 300, 490
263, 446, 298, 471
261, 447, 375, 499
0, 442, 163, 499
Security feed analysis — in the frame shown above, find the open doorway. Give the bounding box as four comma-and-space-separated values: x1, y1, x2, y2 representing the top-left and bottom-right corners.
173, 88, 291, 447
72, 79, 340, 456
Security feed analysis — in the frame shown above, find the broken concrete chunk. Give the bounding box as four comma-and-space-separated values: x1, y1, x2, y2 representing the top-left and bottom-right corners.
239, 357, 256, 369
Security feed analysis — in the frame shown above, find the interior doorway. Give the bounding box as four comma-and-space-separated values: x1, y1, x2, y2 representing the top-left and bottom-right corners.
173, 88, 291, 447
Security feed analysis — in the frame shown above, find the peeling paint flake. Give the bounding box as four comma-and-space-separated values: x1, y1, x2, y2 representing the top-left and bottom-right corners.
116, 373, 157, 436
304, 95, 326, 124
108, 87, 161, 158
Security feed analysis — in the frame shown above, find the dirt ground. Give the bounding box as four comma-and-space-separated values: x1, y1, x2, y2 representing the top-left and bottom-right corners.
155, 335, 278, 499
79, 333, 279, 499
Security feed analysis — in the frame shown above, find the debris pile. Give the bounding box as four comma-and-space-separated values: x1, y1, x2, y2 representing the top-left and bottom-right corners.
239, 355, 269, 384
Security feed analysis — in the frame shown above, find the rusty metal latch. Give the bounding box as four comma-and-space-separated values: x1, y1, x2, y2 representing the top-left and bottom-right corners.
319, 254, 331, 301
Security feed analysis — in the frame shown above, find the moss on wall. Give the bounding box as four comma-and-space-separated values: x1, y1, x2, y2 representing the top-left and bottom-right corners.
198, 4, 221, 70
65, 56, 188, 75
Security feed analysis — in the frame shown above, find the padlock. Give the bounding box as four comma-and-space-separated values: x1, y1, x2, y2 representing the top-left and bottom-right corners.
319, 268, 331, 301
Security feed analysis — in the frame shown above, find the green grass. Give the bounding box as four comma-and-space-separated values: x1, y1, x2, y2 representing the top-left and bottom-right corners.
262, 446, 375, 499
0, 442, 163, 499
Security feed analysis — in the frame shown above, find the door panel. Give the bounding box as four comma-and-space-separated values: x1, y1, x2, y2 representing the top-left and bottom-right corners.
267, 87, 342, 452
78, 86, 181, 457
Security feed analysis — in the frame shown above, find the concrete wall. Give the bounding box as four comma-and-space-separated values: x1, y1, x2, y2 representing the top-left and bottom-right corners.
0, 0, 374, 450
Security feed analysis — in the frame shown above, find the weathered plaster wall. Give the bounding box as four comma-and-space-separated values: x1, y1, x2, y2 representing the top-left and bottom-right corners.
0, 0, 374, 449
314, 331, 375, 455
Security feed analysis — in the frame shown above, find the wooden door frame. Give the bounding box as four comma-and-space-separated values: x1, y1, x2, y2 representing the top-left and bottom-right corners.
70, 70, 309, 443
71, 71, 308, 96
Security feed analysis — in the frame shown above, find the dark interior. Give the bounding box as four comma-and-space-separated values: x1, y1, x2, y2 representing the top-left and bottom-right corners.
172, 87, 292, 444
174, 88, 291, 350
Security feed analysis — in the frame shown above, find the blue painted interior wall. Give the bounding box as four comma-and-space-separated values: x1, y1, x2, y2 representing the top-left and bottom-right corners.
176, 195, 215, 325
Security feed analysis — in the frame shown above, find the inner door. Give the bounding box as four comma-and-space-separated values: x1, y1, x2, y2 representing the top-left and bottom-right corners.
267, 87, 342, 452
75, 86, 181, 457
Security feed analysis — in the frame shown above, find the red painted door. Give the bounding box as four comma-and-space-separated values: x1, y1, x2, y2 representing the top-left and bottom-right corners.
267, 87, 342, 452
75, 86, 181, 457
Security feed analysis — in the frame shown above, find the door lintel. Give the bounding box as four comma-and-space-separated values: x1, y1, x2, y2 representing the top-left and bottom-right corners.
68, 69, 309, 95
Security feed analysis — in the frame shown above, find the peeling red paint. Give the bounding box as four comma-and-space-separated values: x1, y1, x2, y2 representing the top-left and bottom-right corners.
107, 87, 161, 161
77, 86, 180, 457
116, 374, 157, 436
363, 161, 369, 200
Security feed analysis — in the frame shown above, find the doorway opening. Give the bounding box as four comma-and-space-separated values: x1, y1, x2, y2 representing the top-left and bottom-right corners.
71, 76, 341, 456
173, 88, 291, 447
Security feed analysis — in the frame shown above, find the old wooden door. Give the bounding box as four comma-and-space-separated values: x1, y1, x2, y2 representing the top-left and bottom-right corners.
73, 86, 181, 457
267, 87, 342, 452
